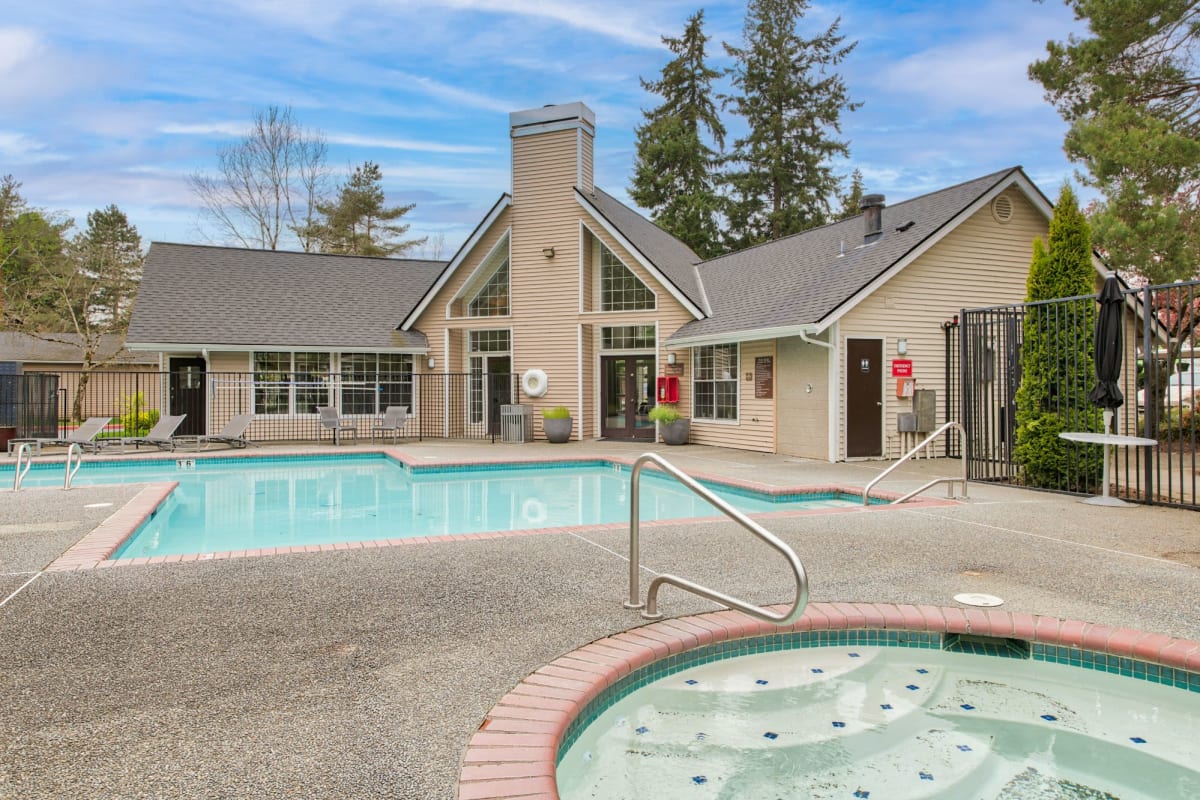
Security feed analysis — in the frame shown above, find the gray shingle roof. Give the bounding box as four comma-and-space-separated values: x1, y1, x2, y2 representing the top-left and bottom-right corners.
127, 244, 445, 350
581, 188, 705, 313
0, 332, 157, 364
669, 167, 1027, 343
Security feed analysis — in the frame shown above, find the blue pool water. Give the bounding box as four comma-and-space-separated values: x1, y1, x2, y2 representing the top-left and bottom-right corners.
4, 455, 867, 559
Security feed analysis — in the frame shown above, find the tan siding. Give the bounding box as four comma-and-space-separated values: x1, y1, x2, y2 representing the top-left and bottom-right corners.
836, 188, 1048, 459
689, 340, 776, 452
579, 129, 594, 193
22, 362, 160, 421
776, 336, 829, 458
432, 206, 512, 320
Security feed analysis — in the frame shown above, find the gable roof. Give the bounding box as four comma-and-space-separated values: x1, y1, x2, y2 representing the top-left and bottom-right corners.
578, 188, 706, 315
0, 332, 157, 365
127, 243, 444, 351
668, 167, 1046, 345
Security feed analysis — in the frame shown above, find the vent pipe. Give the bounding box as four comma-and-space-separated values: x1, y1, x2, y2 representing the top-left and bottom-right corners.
860, 194, 885, 243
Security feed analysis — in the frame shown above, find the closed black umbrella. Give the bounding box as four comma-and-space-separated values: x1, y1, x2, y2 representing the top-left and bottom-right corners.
1087, 274, 1125, 421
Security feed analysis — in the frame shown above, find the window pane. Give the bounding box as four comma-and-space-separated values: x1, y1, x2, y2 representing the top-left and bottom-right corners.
692, 344, 738, 422
253, 352, 289, 415
379, 354, 414, 411
469, 330, 511, 353
600, 244, 655, 311
468, 258, 510, 317
601, 325, 655, 350
295, 352, 329, 414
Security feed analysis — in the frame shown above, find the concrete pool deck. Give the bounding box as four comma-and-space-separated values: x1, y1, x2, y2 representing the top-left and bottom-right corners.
1, 440, 1198, 799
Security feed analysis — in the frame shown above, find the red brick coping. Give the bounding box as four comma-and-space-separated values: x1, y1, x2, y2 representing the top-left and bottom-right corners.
42, 448, 948, 571
457, 604, 1200, 800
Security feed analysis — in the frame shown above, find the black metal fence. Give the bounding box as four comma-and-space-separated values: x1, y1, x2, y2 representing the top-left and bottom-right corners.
955, 279, 1198, 509
3, 370, 519, 444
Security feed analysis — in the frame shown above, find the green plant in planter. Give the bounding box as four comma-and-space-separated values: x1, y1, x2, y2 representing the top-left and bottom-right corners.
647, 405, 682, 423
542, 406, 571, 419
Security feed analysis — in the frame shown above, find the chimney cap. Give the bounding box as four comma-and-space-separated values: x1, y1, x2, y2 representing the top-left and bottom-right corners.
859, 193, 886, 211
510, 102, 595, 135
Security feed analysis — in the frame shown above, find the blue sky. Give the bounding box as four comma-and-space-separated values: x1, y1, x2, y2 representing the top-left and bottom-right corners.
2, 0, 1085, 257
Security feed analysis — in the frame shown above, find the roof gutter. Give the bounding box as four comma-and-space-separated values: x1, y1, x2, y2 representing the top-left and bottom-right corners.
799, 328, 834, 349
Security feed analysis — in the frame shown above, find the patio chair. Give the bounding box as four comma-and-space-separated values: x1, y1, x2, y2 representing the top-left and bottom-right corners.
192, 414, 255, 450
370, 406, 409, 444
103, 414, 188, 453
17, 416, 112, 455
318, 406, 357, 446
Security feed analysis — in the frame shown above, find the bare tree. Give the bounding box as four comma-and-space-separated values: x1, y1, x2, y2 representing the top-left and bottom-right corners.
190, 106, 330, 250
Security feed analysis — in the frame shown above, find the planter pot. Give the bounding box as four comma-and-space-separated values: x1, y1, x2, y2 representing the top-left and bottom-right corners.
543, 417, 573, 443
659, 418, 690, 446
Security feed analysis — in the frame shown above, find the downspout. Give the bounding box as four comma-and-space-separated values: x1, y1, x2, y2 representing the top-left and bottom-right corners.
799, 329, 833, 349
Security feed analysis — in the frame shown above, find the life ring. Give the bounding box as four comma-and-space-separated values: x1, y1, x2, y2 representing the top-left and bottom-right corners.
521, 497, 547, 525
521, 368, 548, 397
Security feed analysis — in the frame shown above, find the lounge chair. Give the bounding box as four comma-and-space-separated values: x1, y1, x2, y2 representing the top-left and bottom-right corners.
17, 416, 112, 454
318, 406, 357, 446
102, 414, 187, 453
370, 406, 409, 444
192, 414, 255, 450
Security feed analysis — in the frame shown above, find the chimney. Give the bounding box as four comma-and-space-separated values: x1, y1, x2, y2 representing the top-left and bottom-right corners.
859, 193, 885, 243
509, 101, 595, 196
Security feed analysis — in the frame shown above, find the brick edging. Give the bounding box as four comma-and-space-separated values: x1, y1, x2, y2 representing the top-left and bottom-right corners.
457, 603, 1200, 800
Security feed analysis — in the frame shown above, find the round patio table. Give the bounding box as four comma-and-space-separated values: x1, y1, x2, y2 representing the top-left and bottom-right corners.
1058, 431, 1157, 507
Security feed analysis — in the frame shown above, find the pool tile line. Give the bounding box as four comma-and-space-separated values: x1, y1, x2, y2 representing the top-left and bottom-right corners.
456, 603, 1200, 800
45, 482, 178, 571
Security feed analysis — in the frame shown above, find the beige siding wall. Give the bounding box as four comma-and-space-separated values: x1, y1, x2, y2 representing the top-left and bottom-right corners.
688, 339, 777, 452
836, 188, 1048, 459
776, 336, 830, 458
21, 362, 160, 421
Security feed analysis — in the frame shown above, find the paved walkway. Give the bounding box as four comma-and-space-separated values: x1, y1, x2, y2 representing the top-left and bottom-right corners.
1, 441, 1197, 799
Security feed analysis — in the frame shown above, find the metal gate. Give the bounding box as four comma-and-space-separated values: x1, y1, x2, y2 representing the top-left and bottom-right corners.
953, 279, 1198, 509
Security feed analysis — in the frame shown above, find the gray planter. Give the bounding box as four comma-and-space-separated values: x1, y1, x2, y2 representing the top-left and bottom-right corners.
659, 418, 690, 446
543, 417, 573, 443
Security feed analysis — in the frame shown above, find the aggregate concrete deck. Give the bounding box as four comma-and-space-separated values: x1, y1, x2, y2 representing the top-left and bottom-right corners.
1, 441, 1197, 799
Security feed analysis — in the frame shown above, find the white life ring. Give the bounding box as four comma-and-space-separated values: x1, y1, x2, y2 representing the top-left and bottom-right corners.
521, 497, 547, 525
521, 368, 548, 397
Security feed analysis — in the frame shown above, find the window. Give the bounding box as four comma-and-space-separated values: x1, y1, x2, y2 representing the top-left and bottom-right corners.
599, 243, 654, 311
340, 353, 413, 415
468, 330, 511, 423
468, 329, 511, 354
601, 325, 655, 350
253, 352, 330, 415
468, 257, 510, 317
693, 344, 738, 421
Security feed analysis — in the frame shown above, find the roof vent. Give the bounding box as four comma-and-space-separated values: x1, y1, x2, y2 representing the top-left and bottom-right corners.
859, 194, 885, 243
991, 194, 1013, 223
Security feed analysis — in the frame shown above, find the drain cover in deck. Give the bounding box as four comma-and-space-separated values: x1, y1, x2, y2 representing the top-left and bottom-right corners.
953, 593, 1004, 607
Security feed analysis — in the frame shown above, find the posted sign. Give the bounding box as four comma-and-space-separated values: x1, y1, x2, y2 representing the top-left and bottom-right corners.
892, 359, 913, 377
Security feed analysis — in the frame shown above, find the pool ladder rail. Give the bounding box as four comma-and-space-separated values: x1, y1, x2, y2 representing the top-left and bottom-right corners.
863, 421, 968, 505
11, 443, 84, 491
624, 452, 809, 626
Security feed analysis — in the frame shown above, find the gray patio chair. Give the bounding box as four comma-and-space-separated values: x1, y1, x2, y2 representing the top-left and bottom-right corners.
21, 416, 112, 454
371, 406, 409, 444
103, 414, 187, 453
192, 414, 255, 450
318, 406, 357, 446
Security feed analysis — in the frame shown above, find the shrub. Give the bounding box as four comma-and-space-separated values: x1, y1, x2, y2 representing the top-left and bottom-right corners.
648, 404, 682, 423
542, 406, 571, 419
119, 391, 160, 437
1156, 405, 1196, 441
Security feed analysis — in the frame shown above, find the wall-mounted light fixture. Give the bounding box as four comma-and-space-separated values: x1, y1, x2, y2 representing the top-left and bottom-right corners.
896, 338, 908, 355
542, 246, 555, 259
427, 356, 436, 370
667, 352, 676, 365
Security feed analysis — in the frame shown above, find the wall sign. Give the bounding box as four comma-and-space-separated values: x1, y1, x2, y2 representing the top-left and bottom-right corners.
754, 356, 774, 399
892, 359, 913, 377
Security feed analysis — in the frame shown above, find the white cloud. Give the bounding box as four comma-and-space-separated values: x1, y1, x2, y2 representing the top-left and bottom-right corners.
158, 121, 252, 138
0, 131, 66, 164
423, 0, 667, 49
327, 133, 493, 154
0, 27, 40, 73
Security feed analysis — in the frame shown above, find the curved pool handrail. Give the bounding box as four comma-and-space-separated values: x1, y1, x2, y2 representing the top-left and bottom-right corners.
864, 421, 968, 505
12, 443, 32, 491
64, 443, 83, 489
625, 452, 809, 625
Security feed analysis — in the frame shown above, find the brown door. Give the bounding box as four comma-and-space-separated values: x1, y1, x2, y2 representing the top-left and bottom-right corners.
846, 339, 882, 458
601, 355, 655, 440
169, 357, 206, 436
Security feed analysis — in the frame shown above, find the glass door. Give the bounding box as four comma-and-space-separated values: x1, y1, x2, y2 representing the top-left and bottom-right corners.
601, 355, 655, 440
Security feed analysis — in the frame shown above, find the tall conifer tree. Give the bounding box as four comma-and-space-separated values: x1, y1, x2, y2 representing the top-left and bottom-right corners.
305, 162, 425, 257
629, 11, 726, 258
722, 0, 859, 249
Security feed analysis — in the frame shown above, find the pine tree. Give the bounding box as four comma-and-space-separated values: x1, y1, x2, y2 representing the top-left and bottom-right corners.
307, 162, 425, 257
835, 168, 865, 221
629, 10, 726, 258
76, 205, 143, 328
1013, 184, 1102, 490
722, 0, 859, 249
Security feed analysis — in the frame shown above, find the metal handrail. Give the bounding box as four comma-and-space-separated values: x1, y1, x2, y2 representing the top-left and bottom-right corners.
64, 444, 83, 489
12, 443, 32, 491
625, 452, 809, 625
863, 421, 968, 505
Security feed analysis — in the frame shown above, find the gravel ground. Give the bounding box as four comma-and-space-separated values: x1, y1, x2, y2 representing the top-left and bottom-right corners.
1, 443, 1197, 799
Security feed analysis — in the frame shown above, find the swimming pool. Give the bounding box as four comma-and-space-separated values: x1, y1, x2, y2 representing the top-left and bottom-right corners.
458, 606, 1200, 800
6, 454, 873, 560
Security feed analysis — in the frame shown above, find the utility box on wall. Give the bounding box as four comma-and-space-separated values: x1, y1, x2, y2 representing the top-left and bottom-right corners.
913, 389, 937, 432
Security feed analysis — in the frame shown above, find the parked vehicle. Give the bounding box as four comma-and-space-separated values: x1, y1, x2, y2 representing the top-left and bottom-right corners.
1137, 368, 1199, 411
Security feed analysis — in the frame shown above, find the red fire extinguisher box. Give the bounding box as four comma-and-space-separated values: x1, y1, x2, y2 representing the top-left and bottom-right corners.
656, 375, 679, 403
